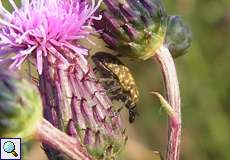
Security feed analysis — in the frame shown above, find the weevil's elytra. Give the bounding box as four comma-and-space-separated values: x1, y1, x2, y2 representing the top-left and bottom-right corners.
92, 52, 139, 123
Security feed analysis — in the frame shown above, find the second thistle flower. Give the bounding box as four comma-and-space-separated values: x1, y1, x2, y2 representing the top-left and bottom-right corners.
94, 0, 167, 60
93, 0, 191, 59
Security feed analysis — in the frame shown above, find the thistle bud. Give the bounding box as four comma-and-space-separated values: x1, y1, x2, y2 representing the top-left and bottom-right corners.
94, 0, 167, 60
0, 70, 42, 138
94, 0, 191, 59
165, 16, 192, 57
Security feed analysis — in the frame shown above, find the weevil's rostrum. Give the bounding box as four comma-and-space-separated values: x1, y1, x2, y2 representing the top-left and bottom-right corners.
92, 52, 139, 123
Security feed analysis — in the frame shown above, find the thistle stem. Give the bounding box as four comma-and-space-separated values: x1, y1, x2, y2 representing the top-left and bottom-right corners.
36, 119, 92, 160
154, 45, 181, 160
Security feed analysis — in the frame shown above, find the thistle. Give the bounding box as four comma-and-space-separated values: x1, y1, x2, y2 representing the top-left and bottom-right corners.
0, 70, 42, 138
0, 0, 102, 74
93, 0, 191, 59
0, 0, 126, 159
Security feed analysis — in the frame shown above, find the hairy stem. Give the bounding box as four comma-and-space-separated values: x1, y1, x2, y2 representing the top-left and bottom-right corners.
154, 45, 181, 160
36, 119, 92, 160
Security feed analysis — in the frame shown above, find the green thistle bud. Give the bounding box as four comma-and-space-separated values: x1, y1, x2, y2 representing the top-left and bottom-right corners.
0, 70, 42, 138
93, 0, 191, 59
165, 16, 192, 57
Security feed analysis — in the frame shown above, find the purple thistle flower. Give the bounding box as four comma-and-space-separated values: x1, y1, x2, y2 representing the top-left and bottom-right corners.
0, 0, 102, 74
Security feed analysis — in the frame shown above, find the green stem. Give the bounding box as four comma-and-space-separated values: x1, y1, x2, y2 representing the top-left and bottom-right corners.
36, 119, 92, 160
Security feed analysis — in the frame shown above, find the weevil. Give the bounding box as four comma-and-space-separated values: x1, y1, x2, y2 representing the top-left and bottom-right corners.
92, 52, 139, 123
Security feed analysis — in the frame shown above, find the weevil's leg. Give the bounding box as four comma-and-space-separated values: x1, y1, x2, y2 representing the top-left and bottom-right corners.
107, 85, 122, 93
108, 90, 125, 114
109, 100, 124, 115
110, 93, 128, 113
107, 86, 124, 101
30, 76, 39, 84
83, 77, 112, 83
81, 67, 108, 82
117, 106, 124, 113
93, 67, 97, 73
118, 92, 130, 105
91, 89, 107, 99
99, 78, 115, 83
84, 76, 114, 84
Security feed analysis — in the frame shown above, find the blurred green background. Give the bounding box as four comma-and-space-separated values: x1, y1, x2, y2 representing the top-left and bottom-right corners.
3, 0, 230, 160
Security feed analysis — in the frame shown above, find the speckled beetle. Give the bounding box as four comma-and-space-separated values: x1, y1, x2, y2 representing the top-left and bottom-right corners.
92, 52, 139, 123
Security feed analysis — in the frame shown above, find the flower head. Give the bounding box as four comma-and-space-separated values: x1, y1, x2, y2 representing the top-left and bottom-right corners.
0, 69, 42, 138
0, 0, 102, 74
93, 0, 167, 60
165, 16, 192, 57
93, 0, 191, 59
